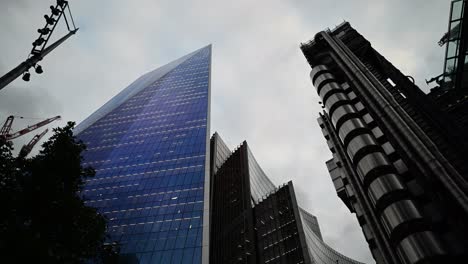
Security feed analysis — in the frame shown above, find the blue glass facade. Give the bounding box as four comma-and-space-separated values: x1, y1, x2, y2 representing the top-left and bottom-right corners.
75, 45, 212, 264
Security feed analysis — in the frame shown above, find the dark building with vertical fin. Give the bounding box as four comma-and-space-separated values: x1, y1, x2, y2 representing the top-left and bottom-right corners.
209, 132, 365, 264
301, 22, 468, 264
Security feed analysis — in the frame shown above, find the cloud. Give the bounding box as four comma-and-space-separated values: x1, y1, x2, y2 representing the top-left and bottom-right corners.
0, 0, 451, 263
0, 63, 63, 154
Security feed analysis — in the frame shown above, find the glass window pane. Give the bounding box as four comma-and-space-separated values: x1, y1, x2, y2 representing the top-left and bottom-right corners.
446, 58, 458, 75
447, 40, 459, 58
449, 20, 462, 41
452, 0, 464, 20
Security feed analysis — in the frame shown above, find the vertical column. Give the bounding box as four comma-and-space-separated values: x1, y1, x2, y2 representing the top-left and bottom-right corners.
310, 65, 446, 264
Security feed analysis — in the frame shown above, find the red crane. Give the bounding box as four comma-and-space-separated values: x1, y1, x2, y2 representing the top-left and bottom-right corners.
18, 129, 49, 158
0, 115, 61, 141
0, 115, 14, 137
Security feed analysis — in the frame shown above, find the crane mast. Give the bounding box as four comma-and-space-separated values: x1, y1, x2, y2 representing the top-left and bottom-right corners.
0, 115, 15, 137
19, 129, 49, 158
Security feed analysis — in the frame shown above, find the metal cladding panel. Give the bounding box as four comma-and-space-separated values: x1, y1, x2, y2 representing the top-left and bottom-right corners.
299, 208, 366, 264
77, 46, 212, 264
209, 132, 231, 176
247, 146, 276, 203
254, 183, 312, 264
244, 143, 364, 264
300, 208, 323, 241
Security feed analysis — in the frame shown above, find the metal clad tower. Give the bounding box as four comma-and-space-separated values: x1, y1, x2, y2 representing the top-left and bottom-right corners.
301, 22, 468, 264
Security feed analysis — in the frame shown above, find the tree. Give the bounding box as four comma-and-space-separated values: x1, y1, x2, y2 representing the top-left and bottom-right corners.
0, 122, 118, 263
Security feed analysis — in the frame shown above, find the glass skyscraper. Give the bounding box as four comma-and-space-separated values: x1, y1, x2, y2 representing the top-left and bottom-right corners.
75, 44, 367, 263
74, 45, 212, 264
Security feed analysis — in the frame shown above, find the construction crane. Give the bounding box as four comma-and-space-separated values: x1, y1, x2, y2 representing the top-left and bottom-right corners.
0, 115, 61, 141
0, 115, 14, 138
18, 129, 49, 158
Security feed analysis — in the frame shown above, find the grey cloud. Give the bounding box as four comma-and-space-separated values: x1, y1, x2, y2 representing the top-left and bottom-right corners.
0, 0, 451, 263
0, 82, 62, 117
0, 63, 63, 154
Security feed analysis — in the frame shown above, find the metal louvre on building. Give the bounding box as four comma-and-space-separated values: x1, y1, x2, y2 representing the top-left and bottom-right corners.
210, 140, 257, 264
299, 208, 323, 241
76, 45, 212, 264
210, 133, 365, 264
209, 132, 231, 177
247, 146, 276, 203
300, 217, 365, 264
254, 183, 311, 264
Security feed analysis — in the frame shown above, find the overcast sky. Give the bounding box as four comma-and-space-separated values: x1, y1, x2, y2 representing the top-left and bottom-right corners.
0, 0, 451, 263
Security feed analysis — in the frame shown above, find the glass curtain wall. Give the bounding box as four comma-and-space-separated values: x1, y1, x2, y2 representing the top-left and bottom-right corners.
76, 46, 212, 264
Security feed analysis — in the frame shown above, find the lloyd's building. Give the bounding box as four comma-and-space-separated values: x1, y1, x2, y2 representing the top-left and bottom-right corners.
301, 22, 468, 264
74, 45, 365, 264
